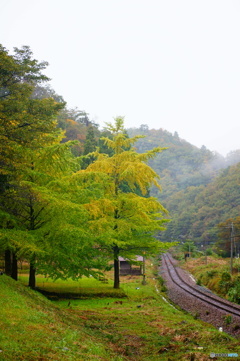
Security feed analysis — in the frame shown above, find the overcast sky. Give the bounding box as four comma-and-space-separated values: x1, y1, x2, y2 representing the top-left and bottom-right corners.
1, 0, 240, 155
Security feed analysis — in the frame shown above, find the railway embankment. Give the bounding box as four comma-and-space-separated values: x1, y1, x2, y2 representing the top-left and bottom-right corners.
160, 253, 240, 337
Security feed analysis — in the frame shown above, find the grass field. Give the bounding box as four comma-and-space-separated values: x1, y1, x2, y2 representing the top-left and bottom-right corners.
1, 260, 240, 360
18, 273, 126, 298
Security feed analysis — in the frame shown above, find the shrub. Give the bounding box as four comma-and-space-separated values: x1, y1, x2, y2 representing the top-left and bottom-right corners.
221, 272, 231, 282
219, 272, 233, 294
196, 278, 202, 286
227, 282, 240, 304
223, 314, 232, 325
206, 248, 214, 256
157, 275, 167, 292
207, 277, 221, 293
206, 270, 218, 279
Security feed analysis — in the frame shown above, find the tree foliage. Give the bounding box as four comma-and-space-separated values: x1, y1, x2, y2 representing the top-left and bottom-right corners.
0, 46, 88, 286
217, 217, 240, 257
0, 45, 64, 178
82, 117, 172, 288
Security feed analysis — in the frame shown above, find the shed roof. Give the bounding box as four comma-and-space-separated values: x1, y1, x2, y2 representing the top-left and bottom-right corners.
119, 256, 143, 262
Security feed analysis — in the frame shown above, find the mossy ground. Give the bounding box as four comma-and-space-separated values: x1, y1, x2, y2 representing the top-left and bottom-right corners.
0, 260, 240, 360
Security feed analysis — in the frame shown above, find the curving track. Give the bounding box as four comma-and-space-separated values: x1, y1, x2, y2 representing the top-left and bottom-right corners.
161, 253, 240, 336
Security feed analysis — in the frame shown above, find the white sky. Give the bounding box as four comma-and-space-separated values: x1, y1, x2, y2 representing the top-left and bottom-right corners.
1, 0, 240, 156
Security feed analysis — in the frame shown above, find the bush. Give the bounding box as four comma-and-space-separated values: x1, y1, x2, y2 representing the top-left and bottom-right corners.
223, 314, 232, 325
221, 272, 231, 282
206, 270, 218, 279
157, 275, 167, 292
219, 272, 233, 295
206, 248, 214, 256
227, 282, 240, 304
207, 277, 221, 293
196, 278, 202, 286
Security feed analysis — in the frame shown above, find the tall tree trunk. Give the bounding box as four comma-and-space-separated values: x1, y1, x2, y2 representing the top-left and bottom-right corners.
11, 252, 18, 280
113, 246, 120, 289
28, 195, 36, 289
29, 262, 36, 289
4, 249, 12, 275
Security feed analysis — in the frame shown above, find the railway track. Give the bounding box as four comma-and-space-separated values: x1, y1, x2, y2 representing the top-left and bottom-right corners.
161, 253, 240, 320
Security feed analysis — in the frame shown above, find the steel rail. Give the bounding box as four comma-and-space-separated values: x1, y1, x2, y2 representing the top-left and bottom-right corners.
162, 253, 240, 318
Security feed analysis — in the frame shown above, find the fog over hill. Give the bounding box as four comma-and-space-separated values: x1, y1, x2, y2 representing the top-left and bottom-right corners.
127, 125, 240, 246
127, 125, 240, 168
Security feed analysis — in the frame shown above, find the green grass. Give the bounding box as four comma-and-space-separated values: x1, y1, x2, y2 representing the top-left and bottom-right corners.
18, 274, 126, 298
1, 264, 240, 360
54, 280, 240, 360
0, 275, 121, 361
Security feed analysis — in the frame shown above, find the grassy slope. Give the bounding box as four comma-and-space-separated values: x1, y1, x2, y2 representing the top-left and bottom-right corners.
1, 267, 240, 360
0, 275, 119, 361
182, 256, 240, 298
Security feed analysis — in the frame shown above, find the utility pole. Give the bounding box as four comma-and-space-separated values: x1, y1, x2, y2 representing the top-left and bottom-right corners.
142, 252, 146, 285
205, 238, 208, 264
201, 242, 207, 264
230, 222, 234, 275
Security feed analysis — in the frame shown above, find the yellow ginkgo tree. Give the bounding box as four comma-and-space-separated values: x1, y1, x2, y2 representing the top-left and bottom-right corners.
83, 116, 172, 288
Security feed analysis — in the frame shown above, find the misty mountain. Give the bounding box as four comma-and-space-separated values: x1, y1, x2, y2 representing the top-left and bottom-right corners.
127, 125, 239, 197
127, 125, 240, 245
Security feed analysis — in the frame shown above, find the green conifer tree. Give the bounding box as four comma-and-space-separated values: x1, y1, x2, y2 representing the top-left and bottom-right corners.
83, 117, 172, 288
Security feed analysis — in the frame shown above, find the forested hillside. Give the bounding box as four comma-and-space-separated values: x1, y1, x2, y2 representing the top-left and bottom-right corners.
163, 163, 240, 244
127, 126, 240, 248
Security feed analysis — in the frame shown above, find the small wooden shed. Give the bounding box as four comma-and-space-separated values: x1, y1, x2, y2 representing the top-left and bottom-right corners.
119, 256, 143, 275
